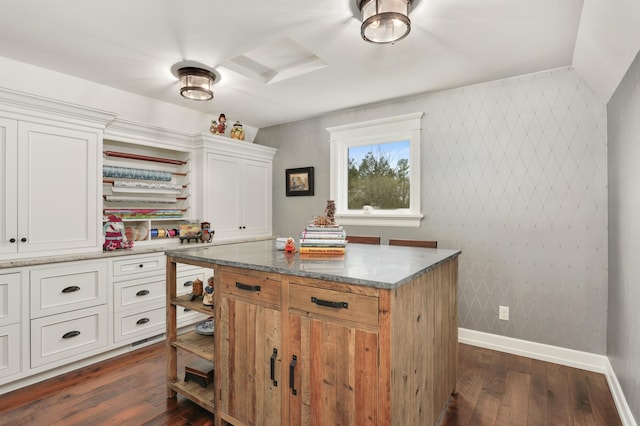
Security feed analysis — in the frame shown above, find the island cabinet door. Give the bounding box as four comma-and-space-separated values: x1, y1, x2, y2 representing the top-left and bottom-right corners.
217, 295, 282, 426
287, 313, 380, 425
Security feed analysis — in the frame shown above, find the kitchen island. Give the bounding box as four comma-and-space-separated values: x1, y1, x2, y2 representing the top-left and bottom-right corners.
165, 239, 461, 426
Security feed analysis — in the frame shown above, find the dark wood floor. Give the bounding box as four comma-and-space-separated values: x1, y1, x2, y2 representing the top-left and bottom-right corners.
0, 342, 622, 425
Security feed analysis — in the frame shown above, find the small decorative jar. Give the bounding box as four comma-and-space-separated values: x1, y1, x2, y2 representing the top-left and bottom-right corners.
230, 121, 245, 140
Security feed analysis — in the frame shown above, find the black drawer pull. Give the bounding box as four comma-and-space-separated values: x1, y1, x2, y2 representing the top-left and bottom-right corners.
289, 355, 297, 395
21, 237, 27, 243
138, 264, 144, 268
311, 297, 348, 309
136, 289, 150, 297
136, 318, 150, 325
9, 238, 16, 243
270, 348, 278, 387
183, 280, 193, 287
236, 282, 261, 292
61, 286, 81, 293
62, 330, 81, 339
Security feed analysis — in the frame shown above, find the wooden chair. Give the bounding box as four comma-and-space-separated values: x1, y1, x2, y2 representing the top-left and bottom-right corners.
346, 235, 381, 245
388, 238, 437, 248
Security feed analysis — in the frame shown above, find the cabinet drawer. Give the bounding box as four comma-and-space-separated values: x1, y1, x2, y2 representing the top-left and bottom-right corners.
289, 283, 379, 327
0, 273, 20, 327
114, 276, 165, 313
30, 305, 108, 368
114, 306, 165, 343
0, 323, 21, 380
219, 269, 281, 307
30, 261, 107, 318
112, 255, 165, 278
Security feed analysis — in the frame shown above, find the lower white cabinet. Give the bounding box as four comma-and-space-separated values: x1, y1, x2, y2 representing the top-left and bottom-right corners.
114, 306, 165, 343
1, 272, 22, 383
0, 323, 20, 380
30, 305, 108, 368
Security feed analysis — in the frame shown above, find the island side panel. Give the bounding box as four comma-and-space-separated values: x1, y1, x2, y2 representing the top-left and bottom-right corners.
389, 255, 459, 425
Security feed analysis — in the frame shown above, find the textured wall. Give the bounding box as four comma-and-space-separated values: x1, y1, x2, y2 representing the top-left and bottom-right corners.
257, 67, 608, 353
607, 50, 640, 422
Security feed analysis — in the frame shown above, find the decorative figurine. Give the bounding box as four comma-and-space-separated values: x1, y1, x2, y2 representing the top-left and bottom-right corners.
285, 237, 296, 253
103, 215, 133, 251
209, 120, 217, 134
230, 121, 245, 140
216, 113, 227, 135
203, 276, 214, 306
199, 221, 213, 243
190, 278, 203, 301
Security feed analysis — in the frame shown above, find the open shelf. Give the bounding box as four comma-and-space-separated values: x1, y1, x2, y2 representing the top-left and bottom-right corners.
173, 330, 214, 362
103, 139, 194, 246
169, 379, 215, 413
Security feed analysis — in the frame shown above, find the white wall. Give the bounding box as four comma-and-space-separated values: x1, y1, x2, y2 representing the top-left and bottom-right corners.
607, 50, 640, 423
0, 56, 207, 134
258, 67, 609, 354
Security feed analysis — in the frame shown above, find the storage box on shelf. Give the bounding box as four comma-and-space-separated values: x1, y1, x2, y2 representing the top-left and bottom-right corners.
102, 140, 194, 247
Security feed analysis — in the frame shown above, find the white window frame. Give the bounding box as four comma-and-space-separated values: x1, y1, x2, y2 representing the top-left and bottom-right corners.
328, 112, 424, 227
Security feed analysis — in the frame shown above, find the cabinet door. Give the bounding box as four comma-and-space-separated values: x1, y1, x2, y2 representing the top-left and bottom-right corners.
241, 158, 272, 237
0, 118, 18, 256
17, 122, 99, 254
203, 152, 272, 240
218, 295, 282, 426
288, 314, 380, 425
204, 152, 243, 239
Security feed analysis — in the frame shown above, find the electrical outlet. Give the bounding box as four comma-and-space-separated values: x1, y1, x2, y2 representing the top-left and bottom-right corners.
499, 305, 509, 321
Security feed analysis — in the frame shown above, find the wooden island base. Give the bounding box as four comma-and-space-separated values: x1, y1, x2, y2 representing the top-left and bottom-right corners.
166, 240, 460, 425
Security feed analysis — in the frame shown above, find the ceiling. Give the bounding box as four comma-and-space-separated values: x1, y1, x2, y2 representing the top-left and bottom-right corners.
0, 0, 585, 129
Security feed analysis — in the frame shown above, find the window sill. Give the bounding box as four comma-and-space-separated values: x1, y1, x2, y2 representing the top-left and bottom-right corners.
335, 212, 423, 227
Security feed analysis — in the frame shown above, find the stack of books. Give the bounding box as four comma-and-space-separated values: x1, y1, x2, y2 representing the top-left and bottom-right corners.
298, 225, 346, 255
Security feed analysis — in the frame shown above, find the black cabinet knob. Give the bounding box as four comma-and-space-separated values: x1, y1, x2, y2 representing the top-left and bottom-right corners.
21, 237, 27, 243
9, 238, 16, 243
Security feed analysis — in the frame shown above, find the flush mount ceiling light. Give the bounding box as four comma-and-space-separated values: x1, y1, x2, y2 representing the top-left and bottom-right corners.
170, 61, 220, 101
177, 67, 217, 101
357, 0, 412, 44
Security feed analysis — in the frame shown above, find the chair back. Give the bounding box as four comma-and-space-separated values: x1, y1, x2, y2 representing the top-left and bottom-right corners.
388, 239, 437, 248
346, 235, 381, 245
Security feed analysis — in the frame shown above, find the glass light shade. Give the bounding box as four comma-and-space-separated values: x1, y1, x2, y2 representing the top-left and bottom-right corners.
358, 0, 411, 44
178, 67, 215, 101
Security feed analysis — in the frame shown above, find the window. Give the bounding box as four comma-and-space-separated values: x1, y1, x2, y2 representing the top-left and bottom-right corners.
328, 112, 423, 227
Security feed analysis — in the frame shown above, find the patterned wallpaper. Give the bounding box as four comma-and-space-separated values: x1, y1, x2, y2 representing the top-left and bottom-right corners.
607, 49, 640, 422
260, 67, 608, 354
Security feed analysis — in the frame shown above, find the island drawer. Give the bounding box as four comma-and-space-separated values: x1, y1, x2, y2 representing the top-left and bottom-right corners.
219, 268, 281, 307
288, 283, 379, 327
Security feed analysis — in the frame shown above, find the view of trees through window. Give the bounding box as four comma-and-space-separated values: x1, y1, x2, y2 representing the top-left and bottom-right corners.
347, 140, 410, 210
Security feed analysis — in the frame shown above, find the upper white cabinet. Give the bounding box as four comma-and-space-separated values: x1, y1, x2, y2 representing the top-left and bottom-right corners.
0, 118, 18, 257
199, 137, 276, 240
0, 88, 116, 260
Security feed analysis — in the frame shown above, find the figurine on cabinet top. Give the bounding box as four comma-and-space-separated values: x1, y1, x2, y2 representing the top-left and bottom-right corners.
230, 121, 245, 140
216, 113, 227, 135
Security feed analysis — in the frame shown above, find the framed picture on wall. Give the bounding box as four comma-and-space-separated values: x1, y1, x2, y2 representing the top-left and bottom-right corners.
286, 167, 314, 196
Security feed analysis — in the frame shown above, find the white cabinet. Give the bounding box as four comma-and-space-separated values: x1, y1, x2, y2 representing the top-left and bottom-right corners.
0, 272, 21, 382
1, 119, 102, 258
0, 90, 114, 260
0, 118, 18, 257
29, 260, 109, 370
200, 138, 276, 240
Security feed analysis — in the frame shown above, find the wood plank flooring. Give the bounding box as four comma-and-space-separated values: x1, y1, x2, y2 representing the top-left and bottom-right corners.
0, 342, 622, 425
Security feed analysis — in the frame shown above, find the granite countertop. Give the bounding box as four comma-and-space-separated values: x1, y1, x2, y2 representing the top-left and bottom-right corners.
0, 236, 272, 269
166, 240, 461, 290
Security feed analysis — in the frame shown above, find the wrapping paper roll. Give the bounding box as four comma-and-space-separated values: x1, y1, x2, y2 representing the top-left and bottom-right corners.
103, 165, 172, 181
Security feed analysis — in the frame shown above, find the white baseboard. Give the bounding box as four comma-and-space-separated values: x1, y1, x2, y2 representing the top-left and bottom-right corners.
458, 328, 637, 426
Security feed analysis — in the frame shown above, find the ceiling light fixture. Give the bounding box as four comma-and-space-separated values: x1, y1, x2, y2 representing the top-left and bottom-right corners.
177, 67, 217, 101
357, 0, 412, 44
